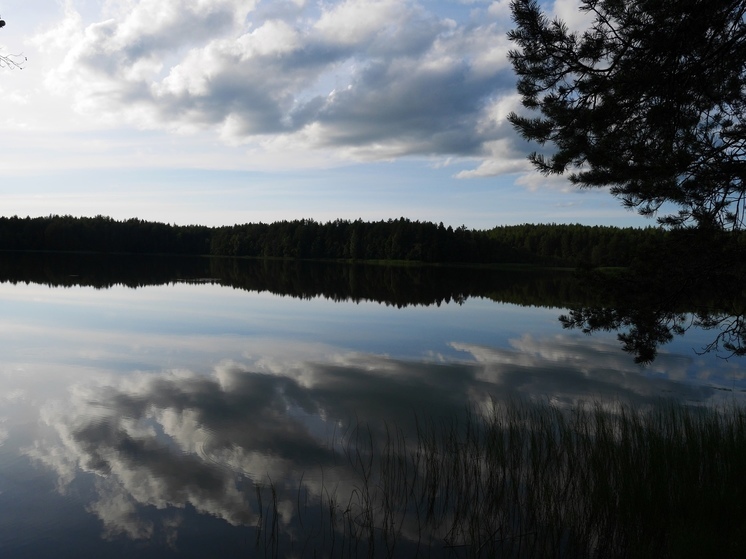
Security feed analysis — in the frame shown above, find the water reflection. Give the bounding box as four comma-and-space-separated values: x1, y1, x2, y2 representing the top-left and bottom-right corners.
3, 252, 745, 363
0, 251, 585, 308
560, 256, 746, 363
21, 334, 733, 552
0, 255, 743, 556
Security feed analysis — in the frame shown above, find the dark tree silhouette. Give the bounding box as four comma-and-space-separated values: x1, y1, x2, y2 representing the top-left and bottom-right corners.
0, 214, 671, 267
508, 0, 746, 231
0, 16, 26, 69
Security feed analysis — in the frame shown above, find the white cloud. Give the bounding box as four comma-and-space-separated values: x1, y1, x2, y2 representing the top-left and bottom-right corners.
551, 0, 595, 32
514, 172, 576, 192
33, 0, 522, 174
314, 0, 409, 47
454, 139, 529, 178
487, 0, 513, 21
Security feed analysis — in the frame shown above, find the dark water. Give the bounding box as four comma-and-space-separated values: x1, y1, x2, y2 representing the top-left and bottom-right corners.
0, 255, 742, 557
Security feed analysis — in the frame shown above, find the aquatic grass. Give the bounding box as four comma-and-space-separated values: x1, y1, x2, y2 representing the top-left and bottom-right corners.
254, 399, 746, 558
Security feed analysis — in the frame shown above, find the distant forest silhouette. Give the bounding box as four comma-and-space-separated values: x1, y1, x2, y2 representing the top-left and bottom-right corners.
0, 214, 668, 267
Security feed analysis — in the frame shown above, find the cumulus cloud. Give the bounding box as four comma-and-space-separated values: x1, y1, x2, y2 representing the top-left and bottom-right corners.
36, 0, 527, 173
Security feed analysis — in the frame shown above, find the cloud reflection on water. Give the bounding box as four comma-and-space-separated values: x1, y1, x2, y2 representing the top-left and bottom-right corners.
23, 332, 728, 546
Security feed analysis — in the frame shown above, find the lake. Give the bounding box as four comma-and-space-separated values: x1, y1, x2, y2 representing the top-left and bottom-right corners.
0, 255, 743, 557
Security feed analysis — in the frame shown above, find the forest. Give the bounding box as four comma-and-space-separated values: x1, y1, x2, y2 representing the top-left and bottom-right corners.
0, 214, 679, 268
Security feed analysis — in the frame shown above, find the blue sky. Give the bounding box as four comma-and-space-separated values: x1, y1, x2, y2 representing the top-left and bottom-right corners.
0, 0, 651, 229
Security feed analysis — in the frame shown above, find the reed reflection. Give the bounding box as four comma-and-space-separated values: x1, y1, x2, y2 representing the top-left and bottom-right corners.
3, 250, 743, 556
24, 331, 731, 554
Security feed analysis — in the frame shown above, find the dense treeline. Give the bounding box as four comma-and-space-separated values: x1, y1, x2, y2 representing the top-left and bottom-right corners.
0, 215, 212, 255
0, 214, 674, 267
487, 223, 667, 268
209, 219, 667, 266
211, 218, 524, 262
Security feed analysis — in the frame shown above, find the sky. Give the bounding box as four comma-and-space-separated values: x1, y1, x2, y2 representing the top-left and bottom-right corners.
0, 0, 652, 229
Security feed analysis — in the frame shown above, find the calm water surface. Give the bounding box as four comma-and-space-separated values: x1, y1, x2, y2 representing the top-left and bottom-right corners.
0, 259, 743, 557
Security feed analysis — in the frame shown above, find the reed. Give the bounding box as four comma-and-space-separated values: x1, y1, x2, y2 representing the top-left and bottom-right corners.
254, 399, 746, 558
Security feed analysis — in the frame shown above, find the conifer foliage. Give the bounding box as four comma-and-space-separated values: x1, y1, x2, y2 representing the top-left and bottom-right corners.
508, 0, 746, 230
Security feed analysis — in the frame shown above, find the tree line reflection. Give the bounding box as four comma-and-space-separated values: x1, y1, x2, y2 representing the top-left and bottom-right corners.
0, 252, 587, 308
1, 250, 744, 363
560, 233, 746, 363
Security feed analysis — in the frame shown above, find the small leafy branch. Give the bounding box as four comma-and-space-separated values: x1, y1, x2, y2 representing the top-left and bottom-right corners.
0, 16, 26, 69
0, 52, 26, 69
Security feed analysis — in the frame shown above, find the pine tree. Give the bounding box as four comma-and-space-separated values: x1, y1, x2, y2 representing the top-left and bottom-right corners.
508, 0, 746, 230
